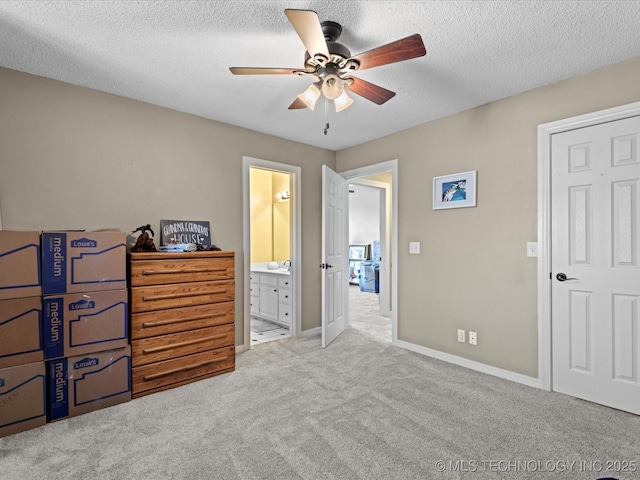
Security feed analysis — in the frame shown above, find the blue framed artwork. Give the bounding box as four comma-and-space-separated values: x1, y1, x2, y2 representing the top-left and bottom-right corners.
433, 170, 477, 210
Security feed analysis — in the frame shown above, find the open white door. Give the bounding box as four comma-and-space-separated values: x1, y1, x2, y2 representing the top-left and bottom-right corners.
322, 165, 349, 348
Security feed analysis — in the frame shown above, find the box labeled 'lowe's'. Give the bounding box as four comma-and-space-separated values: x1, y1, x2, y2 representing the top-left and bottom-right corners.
0, 296, 43, 368
0, 361, 47, 438
42, 231, 126, 295
43, 290, 128, 360
47, 345, 131, 422
0, 231, 41, 300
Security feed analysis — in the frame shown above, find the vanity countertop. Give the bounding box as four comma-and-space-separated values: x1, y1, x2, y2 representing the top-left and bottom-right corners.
251, 263, 290, 276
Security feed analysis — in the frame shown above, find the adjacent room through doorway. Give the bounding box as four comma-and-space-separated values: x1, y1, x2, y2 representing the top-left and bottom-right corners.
347, 180, 391, 343
242, 157, 302, 351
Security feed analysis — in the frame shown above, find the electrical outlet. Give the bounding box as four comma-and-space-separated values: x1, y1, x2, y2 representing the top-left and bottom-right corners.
469, 331, 477, 345
457, 329, 466, 343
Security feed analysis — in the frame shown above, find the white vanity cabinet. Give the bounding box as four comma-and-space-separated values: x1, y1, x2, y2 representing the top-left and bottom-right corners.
277, 276, 292, 327
250, 273, 260, 316
250, 270, 292, 329
258, 274, 279, 322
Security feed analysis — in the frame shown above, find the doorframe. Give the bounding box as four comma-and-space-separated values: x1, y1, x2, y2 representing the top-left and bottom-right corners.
339, 159, 398, 344
242, 156, 302, 350
537, 100, 640, 391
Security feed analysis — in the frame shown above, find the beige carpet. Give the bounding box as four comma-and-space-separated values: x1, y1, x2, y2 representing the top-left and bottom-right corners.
1, 314, 639, 479
348, 285, 390, 343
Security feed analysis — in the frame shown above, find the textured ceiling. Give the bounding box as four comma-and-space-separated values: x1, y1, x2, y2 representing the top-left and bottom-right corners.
1, 1, 640, 151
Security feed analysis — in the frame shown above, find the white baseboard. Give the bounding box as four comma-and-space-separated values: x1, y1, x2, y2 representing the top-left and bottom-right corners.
235, 344, 246, 354
298, 327, 321, 338
396, 340, 542, 389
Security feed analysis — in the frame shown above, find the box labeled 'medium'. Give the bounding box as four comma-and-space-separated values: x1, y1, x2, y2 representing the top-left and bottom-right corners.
0, 230, 41, 300
0, 296, 43, 369
43, 289, 129, 360
47, 345, 131, 422
0, 361, 47, 438
42, 231, 126, 295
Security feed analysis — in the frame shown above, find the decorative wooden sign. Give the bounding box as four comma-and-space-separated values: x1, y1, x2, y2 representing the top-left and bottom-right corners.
159, 220, 211, 246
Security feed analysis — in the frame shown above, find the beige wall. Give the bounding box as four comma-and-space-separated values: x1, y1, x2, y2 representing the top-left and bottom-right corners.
0, 67, 335, 345
337, 56, 640, 378
3, 55, 640, 377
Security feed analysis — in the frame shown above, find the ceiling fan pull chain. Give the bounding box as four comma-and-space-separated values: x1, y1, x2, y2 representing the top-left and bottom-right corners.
324, 97, 329, 135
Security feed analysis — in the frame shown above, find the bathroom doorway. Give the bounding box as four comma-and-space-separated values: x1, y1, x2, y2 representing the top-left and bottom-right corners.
242, 157, 301, 350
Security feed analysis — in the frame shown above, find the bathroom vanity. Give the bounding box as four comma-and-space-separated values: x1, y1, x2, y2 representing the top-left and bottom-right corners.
250, 264, 291, 329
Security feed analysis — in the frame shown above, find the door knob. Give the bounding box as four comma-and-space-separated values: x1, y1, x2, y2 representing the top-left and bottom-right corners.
556, 273, 578, 282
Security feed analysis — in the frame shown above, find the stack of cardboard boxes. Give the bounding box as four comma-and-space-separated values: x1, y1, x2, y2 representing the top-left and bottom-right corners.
0, 231, 47, 438
0, 230, 131, 438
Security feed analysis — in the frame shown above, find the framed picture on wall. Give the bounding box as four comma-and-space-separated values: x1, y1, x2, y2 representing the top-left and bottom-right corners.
433, 170, 477, 210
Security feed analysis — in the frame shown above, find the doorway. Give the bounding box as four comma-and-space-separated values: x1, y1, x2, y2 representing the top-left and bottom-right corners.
538, 102, 640, 415
242, 157, 301, 350
347, 181, 390, 343
340, 159, 398, 345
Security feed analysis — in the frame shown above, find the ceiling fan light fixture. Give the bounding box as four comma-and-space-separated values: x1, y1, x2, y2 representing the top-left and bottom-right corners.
321, 74, 344, 100
297, 83, 321, 110
334, 91, 353, 112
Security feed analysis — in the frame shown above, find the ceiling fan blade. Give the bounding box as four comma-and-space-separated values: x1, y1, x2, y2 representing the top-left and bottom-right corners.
350, 34, 426, 71
288, 97, 308, 110
284, 9, 330, 59
229, 67, 302, 75
345, 77, 396, 105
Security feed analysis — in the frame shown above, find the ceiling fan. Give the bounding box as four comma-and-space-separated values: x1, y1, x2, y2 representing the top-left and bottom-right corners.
229, 9, 426, 113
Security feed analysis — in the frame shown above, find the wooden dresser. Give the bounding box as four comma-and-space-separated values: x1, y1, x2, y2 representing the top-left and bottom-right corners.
128, 251, 236, 398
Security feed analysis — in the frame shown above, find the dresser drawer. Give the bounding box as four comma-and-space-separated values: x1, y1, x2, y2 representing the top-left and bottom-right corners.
130, 280, 234, 313
130, 256, 234, 286
132, 345, 235, 396
131, 301, 234, 339
131, 323, 234, 367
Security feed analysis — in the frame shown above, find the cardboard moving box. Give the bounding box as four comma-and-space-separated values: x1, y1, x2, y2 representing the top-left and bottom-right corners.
42, 231, 126, 295
0, 296, 43, 368
43, 290, 129, 360
0, 361, 47, 438
0, 231, 41, 300
47, 345, 131, 422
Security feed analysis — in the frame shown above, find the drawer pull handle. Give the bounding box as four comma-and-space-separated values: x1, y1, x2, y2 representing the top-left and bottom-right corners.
142, 289, 228, 302
142, 312, 227, 328
142, 333, 228, 354
141, 268, 227, 275
142, 357, 229, 381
